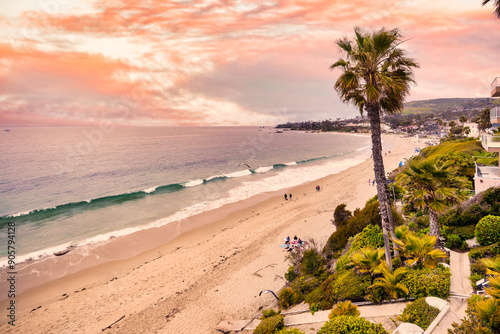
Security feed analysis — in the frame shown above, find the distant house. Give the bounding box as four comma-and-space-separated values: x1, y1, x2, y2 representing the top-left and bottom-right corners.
464, 122, 479, 138
475, 77, 500, 193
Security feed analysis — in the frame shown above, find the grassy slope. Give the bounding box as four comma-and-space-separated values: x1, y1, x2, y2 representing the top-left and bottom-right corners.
420, 140, 484, 160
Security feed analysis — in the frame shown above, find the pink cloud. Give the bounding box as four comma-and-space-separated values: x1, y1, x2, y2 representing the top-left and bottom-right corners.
0, 0, 498, 126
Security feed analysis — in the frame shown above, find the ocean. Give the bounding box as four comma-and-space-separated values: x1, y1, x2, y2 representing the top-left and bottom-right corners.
0, 126, 374, 266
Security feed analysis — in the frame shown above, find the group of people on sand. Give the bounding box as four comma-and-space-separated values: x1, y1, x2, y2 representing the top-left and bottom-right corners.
284, 193, 292, 200
282, 235, 306, 252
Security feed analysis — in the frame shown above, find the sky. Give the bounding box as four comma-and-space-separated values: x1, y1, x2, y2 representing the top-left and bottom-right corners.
0, 0, 499, 126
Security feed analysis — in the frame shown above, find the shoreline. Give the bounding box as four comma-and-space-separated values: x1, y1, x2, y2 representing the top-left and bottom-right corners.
0, 133, 374, 298
0, 134, 424, 333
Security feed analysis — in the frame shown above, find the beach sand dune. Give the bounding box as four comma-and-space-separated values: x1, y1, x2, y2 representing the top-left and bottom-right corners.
0, 135, 422, 334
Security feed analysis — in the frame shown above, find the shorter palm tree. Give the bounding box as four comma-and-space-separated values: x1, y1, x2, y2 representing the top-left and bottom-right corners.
474, 297, 500, 330
393, 234, 447, 268
370, 262, 408, 300
348, 247, 385, 276
396, 160, 468, 247
482, 257, 500, 275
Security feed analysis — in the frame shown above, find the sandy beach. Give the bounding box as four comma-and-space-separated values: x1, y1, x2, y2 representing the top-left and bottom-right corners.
0, 134, 424, 334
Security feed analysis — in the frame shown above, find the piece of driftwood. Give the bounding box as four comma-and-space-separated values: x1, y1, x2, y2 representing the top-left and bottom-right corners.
101, 315, 125, 331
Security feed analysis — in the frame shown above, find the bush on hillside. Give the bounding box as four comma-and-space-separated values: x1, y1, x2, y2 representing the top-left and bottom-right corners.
333, 203, 352, 228
261, 309, 280, 319
435, 152, 475, 182
300, 249, 326, 276
398, 297, 440, 330
278, 288, 302, 309
253, 314, 284, 334
475, 215, 500, 246
328, 301, 360, 319
276, 329, 305, 334
439, 187, 500, 228
419, 140, 483, 160
323, 201, 383, 257
317, 315, 388, 334
335, 224, 384, 272
445, 233, 466, 250
401, 267, 451, 299
469, 243, 500, 260
320, 269, 371, 309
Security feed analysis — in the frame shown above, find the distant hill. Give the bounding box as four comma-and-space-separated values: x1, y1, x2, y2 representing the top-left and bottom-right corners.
403, 98, 500, 115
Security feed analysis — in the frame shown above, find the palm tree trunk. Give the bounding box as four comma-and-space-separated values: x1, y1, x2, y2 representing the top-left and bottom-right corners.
428, 209, 443, 249
366, 102, 393, 269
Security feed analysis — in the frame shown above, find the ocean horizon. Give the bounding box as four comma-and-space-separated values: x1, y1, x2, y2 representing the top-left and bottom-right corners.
0, 126, 375, 266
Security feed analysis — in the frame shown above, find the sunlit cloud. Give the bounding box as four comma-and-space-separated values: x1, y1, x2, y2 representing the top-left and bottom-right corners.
0, 0, 498, 126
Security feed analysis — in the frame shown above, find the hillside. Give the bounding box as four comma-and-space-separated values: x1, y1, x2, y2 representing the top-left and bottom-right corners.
403, 98, 500, 115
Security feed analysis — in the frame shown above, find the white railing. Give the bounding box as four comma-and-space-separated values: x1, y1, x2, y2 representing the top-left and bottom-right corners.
491, 107, 499, 123
481, 133, 500, 150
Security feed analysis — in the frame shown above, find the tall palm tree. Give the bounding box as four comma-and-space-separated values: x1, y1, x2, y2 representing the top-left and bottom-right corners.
482, 0, 500, 19
332, 27, 419, 268
396, 160, 468, 248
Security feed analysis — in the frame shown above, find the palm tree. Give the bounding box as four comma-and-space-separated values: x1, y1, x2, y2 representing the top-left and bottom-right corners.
331, 27, 419, 268
370, 262, 408, 300
392, 234, 447, 268
482, 0, 500, 19
459, 115, 468, 125
396, 160, 468, 247
348, 247, 385, 276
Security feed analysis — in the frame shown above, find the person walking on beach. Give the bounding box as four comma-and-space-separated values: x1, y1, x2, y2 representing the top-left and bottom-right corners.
284, 193, 288, 200
372, 179, 375, 186
289, 193, 292, 201
316, 185, 320, 191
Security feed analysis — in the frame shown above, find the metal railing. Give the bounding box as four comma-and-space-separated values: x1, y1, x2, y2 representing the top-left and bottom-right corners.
493, 77, 499, 90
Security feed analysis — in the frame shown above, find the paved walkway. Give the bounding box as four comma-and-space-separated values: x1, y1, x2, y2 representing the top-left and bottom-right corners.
216, 302, 408, 332
430, 251, 473, 334
216, 251, 473, 333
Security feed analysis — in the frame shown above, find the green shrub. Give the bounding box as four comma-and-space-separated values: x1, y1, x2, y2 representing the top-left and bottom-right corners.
290, 276, 321, 298
276, 329, 305, 334
285, 266, 298, 282
317, 315, 388, 334
398, 297, 440, 330
320, 269, 371, 309
476, 215, 500, 246
304, 287, 323, 307
323, 202, 402, 258
335, 225, 384, 272
412, 215, 430, 231
452, 225, 476, 240
482, 186, 500, 209
435, 153, 475, 181
401, 267, 451, 299
261, 309, 280, 319
333, 203, 352, 228
278, 288, 302, 309
470, 261, 487, 276
253, 314, 284, 334
366, 285, 389, 304
469, 243, 500, 260
300, 249, 326, 276
445, 234, 465, 250
329, 301, 360, 319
